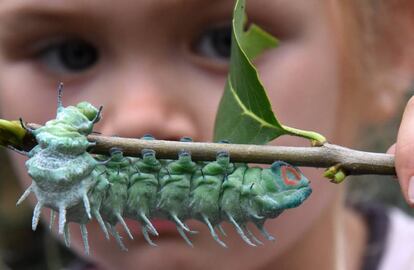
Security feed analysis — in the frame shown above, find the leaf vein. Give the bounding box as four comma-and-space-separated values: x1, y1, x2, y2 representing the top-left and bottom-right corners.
228, 80, 278, 130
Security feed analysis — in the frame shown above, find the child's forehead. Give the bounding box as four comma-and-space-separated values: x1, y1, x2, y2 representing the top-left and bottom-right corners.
0, 0, 237, 33
0, 0, 233, 14
0, 0, 231, 42
0, 0, 318, 25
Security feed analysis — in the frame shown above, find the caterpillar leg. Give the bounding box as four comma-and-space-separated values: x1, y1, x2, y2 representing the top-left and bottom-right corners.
80, 224, 90, 255
116, 213, 134, 240
140, 212, 158, 236
176, 226, 193, 247
171, 214, 192, 233
82, 193, 92, 219
63, 223, 71, 248
93, 209, 110, 240
49, 209, 56, 230
107, 224, 128, 251
225, 212, 256, 247
243, 225, 263, 245
202, 214, 227, 248
58, 207, 67, 234
16, 184, 33, 206
142, 226, 157, 247
253, 222, 276, 241
217, 224, 227, 237
32, 202, 43, 231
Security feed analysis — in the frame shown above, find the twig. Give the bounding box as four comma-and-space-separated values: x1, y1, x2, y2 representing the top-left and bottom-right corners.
27, 123, 395, 176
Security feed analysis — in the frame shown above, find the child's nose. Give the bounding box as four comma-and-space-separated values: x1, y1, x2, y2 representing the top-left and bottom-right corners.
99, 88, 198, 141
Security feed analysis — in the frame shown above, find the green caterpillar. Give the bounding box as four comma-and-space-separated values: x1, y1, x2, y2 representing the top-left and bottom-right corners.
15, 85, 312, 254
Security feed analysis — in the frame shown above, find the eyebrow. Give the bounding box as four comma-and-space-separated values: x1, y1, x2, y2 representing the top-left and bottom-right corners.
0, 0, 80, 20
0, 0, 233, 35
0, 1, 82, 31
0, 0, 230, 24
0, 0, 225, 16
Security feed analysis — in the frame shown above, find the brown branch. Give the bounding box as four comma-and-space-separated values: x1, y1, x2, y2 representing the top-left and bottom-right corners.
27, 123, 395, 176
90, 136, 395, 176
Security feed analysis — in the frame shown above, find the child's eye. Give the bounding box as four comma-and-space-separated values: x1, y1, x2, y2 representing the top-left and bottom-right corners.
38, 39, 99, 74
193, 24, 232, 61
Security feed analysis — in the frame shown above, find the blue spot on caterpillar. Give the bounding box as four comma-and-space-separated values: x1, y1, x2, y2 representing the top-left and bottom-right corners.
16, 84, 312, 253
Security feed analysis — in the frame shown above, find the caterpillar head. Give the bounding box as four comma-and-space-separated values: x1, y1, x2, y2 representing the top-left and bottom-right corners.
252, 161, 311, 216
50, 84, 102, 136
269, 161, 310, 191
76, 101, 101, 122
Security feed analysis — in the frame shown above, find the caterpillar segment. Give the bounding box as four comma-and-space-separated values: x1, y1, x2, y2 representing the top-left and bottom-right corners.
126, 148, 160, 237
189, 150, 234, 248
14, 85, 312, 254
156, 149, 199, 246
98, 148, 134, 240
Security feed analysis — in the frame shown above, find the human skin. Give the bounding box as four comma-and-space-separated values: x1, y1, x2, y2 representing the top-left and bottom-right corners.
0, 0, 413, 270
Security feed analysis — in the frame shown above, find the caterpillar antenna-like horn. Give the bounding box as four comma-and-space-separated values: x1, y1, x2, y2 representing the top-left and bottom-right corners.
63, 223, 71, 248
93, 209, 110, 240
16, 184, 33, 205
32, 202, 43, 231
116, 213, 134, 240
82, 193, 92, 219
57, 82, 64, 111
80, 224, 90, 255
58, 207, 67, 234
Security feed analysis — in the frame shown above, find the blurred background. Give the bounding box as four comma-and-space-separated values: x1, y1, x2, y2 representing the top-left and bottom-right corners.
346, 90, 414, 215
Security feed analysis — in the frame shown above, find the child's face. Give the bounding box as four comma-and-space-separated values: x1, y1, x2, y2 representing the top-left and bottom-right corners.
0, 0, 351, 269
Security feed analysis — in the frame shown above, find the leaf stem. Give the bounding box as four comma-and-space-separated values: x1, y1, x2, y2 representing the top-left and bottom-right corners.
282, 125, 327, 144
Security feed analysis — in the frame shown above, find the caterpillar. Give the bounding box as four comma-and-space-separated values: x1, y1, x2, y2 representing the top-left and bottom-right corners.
15, 84, 312, 254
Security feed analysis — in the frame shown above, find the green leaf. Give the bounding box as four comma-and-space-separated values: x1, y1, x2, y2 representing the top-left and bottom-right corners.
213, 0, 326, 145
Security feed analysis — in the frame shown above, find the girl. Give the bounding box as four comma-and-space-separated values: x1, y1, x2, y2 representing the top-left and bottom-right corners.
0, 0, 413, 269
